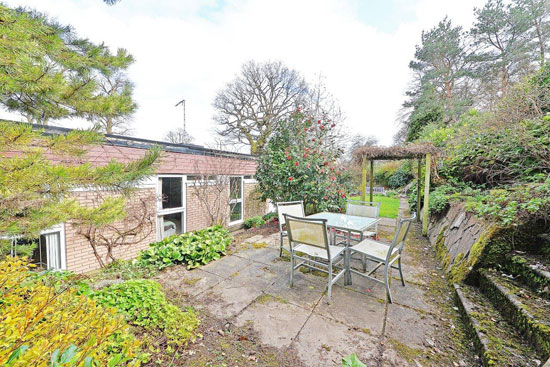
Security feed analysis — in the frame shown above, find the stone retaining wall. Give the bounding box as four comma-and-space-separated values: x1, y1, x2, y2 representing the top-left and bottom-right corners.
427, 202, 493, 283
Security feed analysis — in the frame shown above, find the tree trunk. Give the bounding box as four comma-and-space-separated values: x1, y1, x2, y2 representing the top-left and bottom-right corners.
106, 117, 113, 134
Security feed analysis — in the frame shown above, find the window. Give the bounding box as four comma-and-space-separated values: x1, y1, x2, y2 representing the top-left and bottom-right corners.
158, 176, 186, 239
161, 177, 182, 209
229, 176, 243, 223
11, 224, 66, 271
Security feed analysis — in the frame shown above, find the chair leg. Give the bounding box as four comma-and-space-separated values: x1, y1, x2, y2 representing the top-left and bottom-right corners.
327, 261, 333, 304
290, 252, 294, 288
362, 254, 366, 272
384, 263, 392, 303
398, 257, 405, 286
279, 234, 283, 257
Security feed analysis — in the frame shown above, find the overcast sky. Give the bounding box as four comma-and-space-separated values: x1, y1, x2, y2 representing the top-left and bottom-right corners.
2, 0, 481, 150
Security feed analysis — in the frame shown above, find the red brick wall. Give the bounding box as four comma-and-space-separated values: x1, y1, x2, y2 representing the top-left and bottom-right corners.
64, 188, 157, 273
6, 140, 269, 273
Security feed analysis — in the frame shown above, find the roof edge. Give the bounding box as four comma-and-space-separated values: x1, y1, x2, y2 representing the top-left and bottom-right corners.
2, 120, 256, 161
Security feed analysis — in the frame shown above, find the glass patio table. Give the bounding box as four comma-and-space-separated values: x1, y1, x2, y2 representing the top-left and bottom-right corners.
307, 212, 380, 285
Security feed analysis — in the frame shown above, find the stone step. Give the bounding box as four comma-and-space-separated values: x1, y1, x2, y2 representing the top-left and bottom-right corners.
454, 283, 541, 367
502, 251, 550, 300
479, 268, 550, 360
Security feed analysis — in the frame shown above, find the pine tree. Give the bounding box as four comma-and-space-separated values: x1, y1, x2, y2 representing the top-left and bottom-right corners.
0, 5, 159, 258
0, 5, 135, 127
471, 0, 533, 97
409, 17, 474, 122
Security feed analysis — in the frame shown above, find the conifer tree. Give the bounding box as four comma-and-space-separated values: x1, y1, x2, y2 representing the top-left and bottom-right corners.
0, 5, 159, 258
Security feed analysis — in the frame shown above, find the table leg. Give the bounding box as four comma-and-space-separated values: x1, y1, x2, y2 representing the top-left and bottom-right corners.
345, 230, 352, 285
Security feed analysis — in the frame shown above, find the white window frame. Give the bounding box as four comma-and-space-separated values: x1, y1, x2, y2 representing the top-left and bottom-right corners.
156, 175, 186, 240
5, 224, 67, 271
243, 175, 257, 184
228, 176, 244, 225
40, 223, 67, 271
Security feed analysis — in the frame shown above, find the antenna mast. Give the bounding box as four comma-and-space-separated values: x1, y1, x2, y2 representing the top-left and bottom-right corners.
175, 99, 186, 132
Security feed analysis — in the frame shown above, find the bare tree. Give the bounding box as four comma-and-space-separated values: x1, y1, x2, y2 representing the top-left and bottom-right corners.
213, 60, 309, 154
164, 127, 194, 144
305, 73, 346, 125
75, 193, 155, 268
188, 146, 251, 226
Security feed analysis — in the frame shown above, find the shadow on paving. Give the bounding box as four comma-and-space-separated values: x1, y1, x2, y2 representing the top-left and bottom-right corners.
158, 198, 481, 367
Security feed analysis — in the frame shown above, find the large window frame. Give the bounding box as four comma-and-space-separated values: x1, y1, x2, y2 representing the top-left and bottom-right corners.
228, 176, 244, 225
157, 175, 186, 240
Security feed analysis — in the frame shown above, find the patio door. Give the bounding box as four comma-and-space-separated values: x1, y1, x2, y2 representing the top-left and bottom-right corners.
157, 175, 186, 239
229, 176, 243, 224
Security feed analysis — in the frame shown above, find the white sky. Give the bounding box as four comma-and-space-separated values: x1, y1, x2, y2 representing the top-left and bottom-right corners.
2, 0, 481, 150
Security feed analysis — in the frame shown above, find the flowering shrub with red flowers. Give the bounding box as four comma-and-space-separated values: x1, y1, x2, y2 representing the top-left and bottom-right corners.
256, 110, 353, 214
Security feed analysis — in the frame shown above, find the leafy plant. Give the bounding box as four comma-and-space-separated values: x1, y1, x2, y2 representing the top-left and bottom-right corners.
342, 353, 366, 367
256, 110, 353, 214
244, 216, 265, 229
0, 258, 143, 367
95, 259, 159, 281
91, 279, 200, 346
387, 168, 413, 189
138, 225, 232, 270
428, 184, 459, 215
262, 211, 278, 222
463, 178, 550, 227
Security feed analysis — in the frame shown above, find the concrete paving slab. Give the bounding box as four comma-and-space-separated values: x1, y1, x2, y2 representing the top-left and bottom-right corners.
380, 342, 419, 367
265, 271, 325, 310
196, 278, 263, 319
293, 312, 380, 367
234, 246, 280, 265
199, 254, 251, 277
169, 268, 224, 298
196, 261, 281, 319
342, 270, 389, 301
234, 296, 311, 348
389, 282, 436, 314
314, 284, 386, 336
384, 303, 437, 350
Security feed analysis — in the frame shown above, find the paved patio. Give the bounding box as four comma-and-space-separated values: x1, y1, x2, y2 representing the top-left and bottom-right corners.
160, 200, 479, 366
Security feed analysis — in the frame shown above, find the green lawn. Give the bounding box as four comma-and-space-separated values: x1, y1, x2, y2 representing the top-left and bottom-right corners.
350, 194, 400, 218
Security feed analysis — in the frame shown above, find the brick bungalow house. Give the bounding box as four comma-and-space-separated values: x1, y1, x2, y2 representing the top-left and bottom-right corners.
9, 124, 268, 273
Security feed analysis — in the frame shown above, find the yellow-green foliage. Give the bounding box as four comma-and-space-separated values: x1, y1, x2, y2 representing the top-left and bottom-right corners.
0, 258, 142, 366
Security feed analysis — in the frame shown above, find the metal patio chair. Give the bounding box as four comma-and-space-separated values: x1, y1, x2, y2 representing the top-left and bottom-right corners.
284, 214, 346, 303
346, 200, 381, 239
342, 200, 381, 272
348, 213, 416, 303
276, 201, 304, 257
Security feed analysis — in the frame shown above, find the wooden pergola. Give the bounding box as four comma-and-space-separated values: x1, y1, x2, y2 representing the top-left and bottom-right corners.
353, 143, 439, 236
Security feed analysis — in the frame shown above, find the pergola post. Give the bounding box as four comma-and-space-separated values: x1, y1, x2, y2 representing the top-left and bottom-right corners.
422, 153, 432, 236
369, 160, 374, 203
416, 158, 421, 222
360, 156, 367, 202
